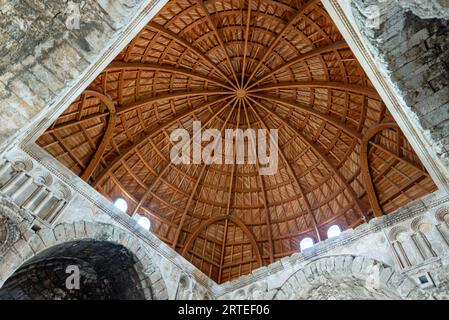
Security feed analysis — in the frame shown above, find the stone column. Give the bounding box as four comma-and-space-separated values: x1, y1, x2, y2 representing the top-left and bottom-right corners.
1, 170, 25, 194
436, 224, 449, 248
46, 199, 66, 223
410, 234, 426, 261
33, 190, 53, 216
10, 175, 33, 201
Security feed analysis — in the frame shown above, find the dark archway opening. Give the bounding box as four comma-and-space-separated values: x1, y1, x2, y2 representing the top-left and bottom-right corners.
0, 240, 147, 300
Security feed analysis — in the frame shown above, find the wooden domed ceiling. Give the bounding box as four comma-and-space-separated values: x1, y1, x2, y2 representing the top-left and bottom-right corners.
37, 0, 437, 283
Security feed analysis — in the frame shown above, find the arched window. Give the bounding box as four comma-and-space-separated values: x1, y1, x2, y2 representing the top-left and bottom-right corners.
327, 225, 342, 238
300, 237, 314, 252
114, 198, 128, 213
134, 214, 151, 231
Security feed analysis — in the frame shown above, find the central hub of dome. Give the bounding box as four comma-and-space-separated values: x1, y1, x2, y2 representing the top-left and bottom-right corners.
235, 89, 247, 99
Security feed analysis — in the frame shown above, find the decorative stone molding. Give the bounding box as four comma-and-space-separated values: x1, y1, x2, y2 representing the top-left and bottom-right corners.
216, 192, 449, 296
272, 255, 424, 300
0, 215, 20, 256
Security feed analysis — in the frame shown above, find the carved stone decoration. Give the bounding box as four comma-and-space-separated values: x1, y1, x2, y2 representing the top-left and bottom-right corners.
11, 159, 33, 172
436, 207, 449, 224
0, 210, 21, 256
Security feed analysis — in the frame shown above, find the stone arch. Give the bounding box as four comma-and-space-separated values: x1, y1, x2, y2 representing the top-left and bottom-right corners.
0, 220, 168, 300
273, 255, 424, 300
388, 226, 410, 242
411, 216, 434, 233
175, 273, 193, 299
0, 240, 147, 299
436, 207, 449, 224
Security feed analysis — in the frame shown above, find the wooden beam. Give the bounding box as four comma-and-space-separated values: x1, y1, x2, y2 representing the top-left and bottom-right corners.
171, 99, 238, 248
217, 100, 242, 282
80, 91, 117, 181
116, 90, 232, 115
218, 218, 229, 283
244, 0, 321, 86
369, 141, 428, 175
242, 99, 274, 263
181, 214, 263, 267
360, 123, 395, 217
241, 0, 252, 87
43, 112, 109, 134
197, 0, 240, 85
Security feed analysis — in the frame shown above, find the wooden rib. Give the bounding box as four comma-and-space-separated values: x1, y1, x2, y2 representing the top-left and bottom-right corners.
131, 97, 237, 216
250, 93, 362, 140
93, 96, 232, 187
51, 132, 86, 171
218, 101, 241, 282
360, 123, 394, 217
244, 0, 321, 86
105, 62, 234, 90
197, 0, 240, 85
181, 214, 263, 267
116, 90, 232, 115
248, 96, 368, 221
247, 40, 348, 88
43, 113, 109, 134
172, 99, 238, 248
242, 98, 274, 263
35, 0, 438, 283
248, 81, 378, 98
80, 91, 117, 181
241, 0, 252, 87
247, 102, 322, 241
379, 175, 427, 207
147, 21, 236, 88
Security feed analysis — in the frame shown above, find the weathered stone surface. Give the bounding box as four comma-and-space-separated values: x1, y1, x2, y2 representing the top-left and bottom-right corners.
351, 0, 449, 171
0, 0, 163, 154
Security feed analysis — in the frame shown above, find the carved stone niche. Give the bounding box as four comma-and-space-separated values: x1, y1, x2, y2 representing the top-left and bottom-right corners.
0, 210, 20, 256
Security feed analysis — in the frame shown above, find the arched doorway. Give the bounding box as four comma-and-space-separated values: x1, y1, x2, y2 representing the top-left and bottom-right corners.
273, 255, 424, 300
0, 240, 146, 300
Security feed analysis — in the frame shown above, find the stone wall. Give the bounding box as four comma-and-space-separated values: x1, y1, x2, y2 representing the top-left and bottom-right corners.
350, 0, 449, 177
1, 0, 449, 300
0, 240, 147, 300
0, 146, 218, 300
0, 0, 168, 156
1, 143, 449, 299
217, 192, 449, 300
